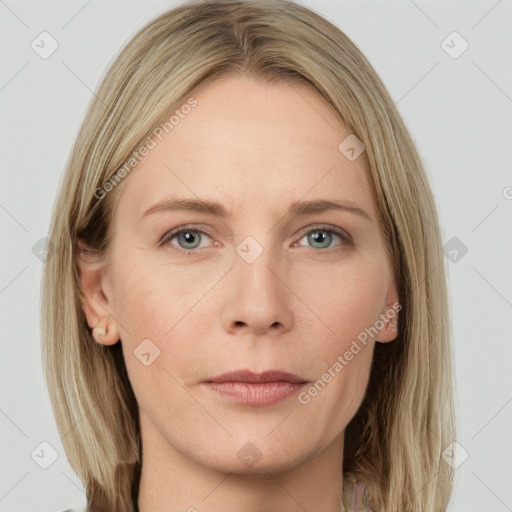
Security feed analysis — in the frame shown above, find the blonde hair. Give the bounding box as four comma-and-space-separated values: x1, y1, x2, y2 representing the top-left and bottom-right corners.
41, 1, 455, 510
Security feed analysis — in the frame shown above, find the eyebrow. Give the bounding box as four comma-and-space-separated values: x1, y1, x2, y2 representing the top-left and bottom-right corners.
142, 196, 372, 221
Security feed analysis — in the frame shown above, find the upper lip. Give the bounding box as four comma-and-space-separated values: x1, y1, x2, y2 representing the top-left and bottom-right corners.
204, 370, 307, 384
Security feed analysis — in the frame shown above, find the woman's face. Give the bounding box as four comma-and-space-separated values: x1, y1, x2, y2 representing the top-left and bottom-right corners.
81, 74, 398, 474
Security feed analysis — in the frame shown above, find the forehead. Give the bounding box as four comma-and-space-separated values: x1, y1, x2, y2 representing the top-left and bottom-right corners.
116, 74, 376, 222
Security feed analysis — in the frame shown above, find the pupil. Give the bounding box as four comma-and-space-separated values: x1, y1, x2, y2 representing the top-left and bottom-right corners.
309, 231, 330, 247
181, 231, 199, 247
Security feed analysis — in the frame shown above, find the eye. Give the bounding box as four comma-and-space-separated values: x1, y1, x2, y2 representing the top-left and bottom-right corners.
159, 224, 351, 252
295, 226, 351, 250
160, 226, 213, 250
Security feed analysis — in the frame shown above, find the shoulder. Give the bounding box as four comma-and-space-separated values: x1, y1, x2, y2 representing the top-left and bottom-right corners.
342, 472, 374, 512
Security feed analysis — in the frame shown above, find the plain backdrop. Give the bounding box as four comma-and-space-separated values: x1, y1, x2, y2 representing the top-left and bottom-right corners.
1, 1, 511, 511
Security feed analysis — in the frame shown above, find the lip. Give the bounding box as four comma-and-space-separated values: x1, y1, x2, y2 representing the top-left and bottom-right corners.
205, 370, 307, 384
203, 370, 309, 406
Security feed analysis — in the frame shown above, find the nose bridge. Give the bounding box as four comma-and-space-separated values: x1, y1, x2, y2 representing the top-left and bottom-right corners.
220, 235, 293, 335
236, 238, 280, 295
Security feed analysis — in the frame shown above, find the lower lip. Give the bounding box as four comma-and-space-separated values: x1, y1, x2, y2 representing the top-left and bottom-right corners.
204, 381, 306, 406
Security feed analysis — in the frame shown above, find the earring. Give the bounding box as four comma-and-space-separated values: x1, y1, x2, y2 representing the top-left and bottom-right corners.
92, 322, 108, 342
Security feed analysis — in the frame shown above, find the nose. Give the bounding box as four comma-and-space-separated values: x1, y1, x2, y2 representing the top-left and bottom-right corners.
219, 245, 294, 337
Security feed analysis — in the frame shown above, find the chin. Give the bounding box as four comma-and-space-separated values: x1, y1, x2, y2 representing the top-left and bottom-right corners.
195, 441, 320, 476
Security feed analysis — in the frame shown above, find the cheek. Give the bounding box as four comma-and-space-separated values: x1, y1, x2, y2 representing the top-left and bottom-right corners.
112, 263, 205, 414
108, 255, 221, 395
110, 249, 387, 363
110, 253, 218, 342
317, 345, 374, 433
291, 259, 387, 349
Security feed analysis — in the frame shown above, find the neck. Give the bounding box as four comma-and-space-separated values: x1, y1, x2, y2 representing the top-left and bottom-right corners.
137, 413, 345, 512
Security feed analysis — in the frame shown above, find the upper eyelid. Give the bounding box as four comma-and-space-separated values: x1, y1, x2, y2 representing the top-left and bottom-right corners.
296, 224, 351, 242
159, 224, 213, 243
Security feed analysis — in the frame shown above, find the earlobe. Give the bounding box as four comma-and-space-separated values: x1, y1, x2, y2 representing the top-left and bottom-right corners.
77, 240, 120, 345
377, 312, 399, 343
376, 282, 401, 343
92, 317, 120, 346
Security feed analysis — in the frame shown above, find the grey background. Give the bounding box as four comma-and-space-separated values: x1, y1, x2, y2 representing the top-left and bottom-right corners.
1, 1, 511, 511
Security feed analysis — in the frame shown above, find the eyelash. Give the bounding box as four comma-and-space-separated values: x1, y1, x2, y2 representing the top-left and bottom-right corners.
159, 224, 352, 252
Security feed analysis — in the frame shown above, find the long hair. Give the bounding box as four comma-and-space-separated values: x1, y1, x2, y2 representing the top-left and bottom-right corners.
41, 1, 455, 510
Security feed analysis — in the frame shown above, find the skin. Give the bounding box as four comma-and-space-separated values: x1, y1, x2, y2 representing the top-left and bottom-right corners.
79, 73, 399, 512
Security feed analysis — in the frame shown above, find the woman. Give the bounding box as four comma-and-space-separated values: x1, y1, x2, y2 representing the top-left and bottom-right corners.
41, 1, 455, 511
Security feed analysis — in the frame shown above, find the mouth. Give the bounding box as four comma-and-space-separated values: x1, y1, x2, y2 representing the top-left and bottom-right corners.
202, 370, 309, 406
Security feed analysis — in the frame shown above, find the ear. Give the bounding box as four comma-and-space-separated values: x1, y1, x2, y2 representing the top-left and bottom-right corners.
76, 240, 120, 346
375, 281, 401, 343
